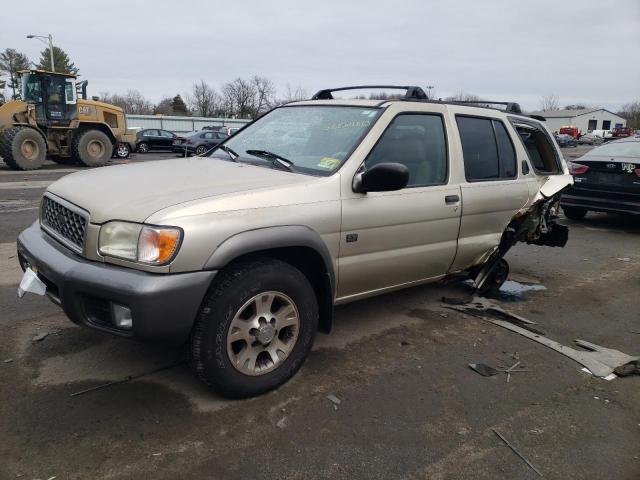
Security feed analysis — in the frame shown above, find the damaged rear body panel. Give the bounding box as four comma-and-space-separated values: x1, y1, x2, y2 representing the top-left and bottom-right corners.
472, 116, 574, 291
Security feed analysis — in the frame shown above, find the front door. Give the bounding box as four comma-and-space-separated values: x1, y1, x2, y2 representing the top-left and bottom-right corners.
338, 112, 461, 301
44, 75, 74, 126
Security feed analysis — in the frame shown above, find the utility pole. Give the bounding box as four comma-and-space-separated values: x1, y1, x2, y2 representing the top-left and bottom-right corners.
26, 33, 55, 72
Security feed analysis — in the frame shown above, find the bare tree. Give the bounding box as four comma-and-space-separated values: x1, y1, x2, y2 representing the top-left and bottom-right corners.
445, 91, 482, 102
251, 75, 276, 116
539, 94, 560, 111
618, 100, 640, 129
188, 80, 220, 117
154, 97, 175, 115
276, 84, 308, 104
101, 90, 154, 114
222, 78, 257, 118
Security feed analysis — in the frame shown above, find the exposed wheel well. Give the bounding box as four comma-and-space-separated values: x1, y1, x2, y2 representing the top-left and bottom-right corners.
221, 247, 334, 334
76, 122, 116, 145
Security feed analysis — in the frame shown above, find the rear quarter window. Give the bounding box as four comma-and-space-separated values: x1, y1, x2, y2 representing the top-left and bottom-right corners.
509, 117, 562, 174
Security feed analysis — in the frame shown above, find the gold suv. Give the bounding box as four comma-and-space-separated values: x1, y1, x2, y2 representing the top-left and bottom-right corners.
17, 86, 573, 398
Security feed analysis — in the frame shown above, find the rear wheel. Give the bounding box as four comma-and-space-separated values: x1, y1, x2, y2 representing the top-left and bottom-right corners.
195, 145, 207, 156
137, 142, 149, 153
0, 126, 46, 170
190, 258, 318, 398
562, 206, 587, 220
73, 129, 112, 167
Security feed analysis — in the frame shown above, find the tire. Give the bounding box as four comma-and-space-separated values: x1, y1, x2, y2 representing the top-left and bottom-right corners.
562, 206, 588, 220
114, 143, 130, 159
191, 258, 319, 398
0, 126, 46, 170
137, 142, 149, 153
478, 258, 509, 295
195, 145, 207, 156
73, 129, 112, 167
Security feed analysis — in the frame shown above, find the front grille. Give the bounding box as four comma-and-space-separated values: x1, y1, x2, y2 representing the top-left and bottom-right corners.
41, 196, 87, 251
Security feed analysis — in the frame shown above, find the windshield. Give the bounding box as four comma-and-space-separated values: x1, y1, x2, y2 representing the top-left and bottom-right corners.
208, 105, 382, 175
590, 141, 640, 157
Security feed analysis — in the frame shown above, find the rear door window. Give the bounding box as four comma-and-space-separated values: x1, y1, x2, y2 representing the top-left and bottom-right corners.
456, 116, 516, 181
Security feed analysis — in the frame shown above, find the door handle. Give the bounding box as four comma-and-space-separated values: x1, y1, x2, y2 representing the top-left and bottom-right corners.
445, 195, 460, 204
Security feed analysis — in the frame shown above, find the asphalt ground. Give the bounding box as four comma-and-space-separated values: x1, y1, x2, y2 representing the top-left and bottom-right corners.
0, 147, 638, 479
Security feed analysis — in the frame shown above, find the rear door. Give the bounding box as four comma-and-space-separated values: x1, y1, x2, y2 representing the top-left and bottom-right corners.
447, 110, 530, 271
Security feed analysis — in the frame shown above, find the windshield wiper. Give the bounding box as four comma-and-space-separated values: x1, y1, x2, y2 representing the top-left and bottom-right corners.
245, 149, 295, 171
210, 144, 239, 162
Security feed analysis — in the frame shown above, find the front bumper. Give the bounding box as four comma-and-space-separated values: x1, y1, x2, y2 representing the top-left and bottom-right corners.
561, 186, 640, 215
17, 222, 216, 345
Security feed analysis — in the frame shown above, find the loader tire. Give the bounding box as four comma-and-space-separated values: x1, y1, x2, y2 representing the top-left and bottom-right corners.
73, 129, 112, 167
0, 127, 46, 170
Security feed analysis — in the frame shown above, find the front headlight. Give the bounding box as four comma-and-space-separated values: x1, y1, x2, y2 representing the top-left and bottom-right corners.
99, 221, 182, 265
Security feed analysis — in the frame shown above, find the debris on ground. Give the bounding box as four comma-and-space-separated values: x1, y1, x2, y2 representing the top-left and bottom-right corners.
276, 417, 287, 429
468, 363, 499, 377
616, 257, 631, 262
4, 358, 13, 363
70, 361, 185, 397
457, 427, 470, 435
614, 361, 640, 377
32, 332, 49, 342
327, 394, 341, 406
492, 428, 543, 477
447, 296, 639, 379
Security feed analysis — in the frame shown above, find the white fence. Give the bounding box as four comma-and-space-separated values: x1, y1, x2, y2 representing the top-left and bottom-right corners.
125, 114, 250, 133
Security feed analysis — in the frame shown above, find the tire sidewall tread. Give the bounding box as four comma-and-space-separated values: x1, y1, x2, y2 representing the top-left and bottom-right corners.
191, 258, 318, 398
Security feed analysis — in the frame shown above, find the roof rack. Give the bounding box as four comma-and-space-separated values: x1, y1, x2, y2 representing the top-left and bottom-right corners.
310, 85, 524, 115
311, 85, 428, 100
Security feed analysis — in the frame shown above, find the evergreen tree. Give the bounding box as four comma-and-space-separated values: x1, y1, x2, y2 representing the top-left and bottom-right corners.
0, 49, 31, 99
37, 46, 78, 74
172, 94, 189, 115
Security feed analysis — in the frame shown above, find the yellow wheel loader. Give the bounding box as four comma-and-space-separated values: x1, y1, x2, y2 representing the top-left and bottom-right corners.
0, 70, 136, 170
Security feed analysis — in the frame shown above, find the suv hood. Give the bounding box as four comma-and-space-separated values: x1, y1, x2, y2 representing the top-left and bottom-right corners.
47, 158, 309, 224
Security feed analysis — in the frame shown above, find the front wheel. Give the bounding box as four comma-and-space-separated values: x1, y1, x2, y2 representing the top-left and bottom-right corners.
190, 258, 318, 398
562, 206, 588, 220
73, 129, 112, 167
195, 145, 207, 156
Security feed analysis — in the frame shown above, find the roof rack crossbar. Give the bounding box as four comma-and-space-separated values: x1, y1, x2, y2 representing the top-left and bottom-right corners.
311, 85, 428, 100
447, 100, 522, 114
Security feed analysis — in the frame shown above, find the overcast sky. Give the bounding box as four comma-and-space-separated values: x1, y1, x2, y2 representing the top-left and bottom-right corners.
2, 0, 638, 111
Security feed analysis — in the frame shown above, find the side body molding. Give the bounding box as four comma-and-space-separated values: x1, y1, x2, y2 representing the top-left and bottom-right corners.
204, 225, 336, 333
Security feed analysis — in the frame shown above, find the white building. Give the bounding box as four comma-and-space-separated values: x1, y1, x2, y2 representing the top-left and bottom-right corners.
529, 108, 626, 134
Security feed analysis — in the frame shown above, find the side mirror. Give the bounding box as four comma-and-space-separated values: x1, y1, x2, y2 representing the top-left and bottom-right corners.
353, 162, 410, 193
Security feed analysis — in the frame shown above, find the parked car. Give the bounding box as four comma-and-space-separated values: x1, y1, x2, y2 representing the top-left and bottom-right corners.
555, 133, 578, 148
172, 130, 228, 156
16, 85, 572, 398
561, 137, 640, 219
578, 133, 604, 145
136, 129, 177, 153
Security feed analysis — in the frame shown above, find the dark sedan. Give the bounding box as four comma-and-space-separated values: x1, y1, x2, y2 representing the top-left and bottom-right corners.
172, 130, 228, 156
136, 129, 177, 153
555, 133, 578, 148
561, 138, 640, 219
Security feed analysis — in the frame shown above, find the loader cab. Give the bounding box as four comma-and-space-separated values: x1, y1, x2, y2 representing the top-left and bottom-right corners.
19, 70, 77, 126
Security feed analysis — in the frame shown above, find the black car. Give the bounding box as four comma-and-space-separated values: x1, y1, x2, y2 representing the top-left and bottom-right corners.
172, 130, 228, 156
561, 138, 640, 219
555, 133, 578, 148
136, 129, 177, 153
